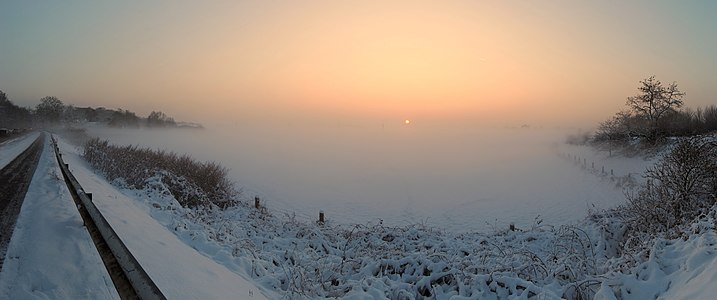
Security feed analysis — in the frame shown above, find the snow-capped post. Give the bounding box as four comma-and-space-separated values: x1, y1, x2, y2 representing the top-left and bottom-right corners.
318, 210, 325, 225
254, 197, 260, 209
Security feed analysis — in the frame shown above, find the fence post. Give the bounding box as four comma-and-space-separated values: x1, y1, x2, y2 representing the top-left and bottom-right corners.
254, 197, 260, 209
318, 210, 325, 224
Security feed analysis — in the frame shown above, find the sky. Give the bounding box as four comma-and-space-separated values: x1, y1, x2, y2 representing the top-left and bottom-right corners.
1, 1, 716, 128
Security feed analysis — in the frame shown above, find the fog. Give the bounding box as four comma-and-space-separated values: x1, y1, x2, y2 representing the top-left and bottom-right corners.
86, 124, 644, 232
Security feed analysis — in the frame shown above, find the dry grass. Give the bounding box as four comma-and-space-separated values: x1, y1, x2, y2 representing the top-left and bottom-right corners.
83, 138, 236, 208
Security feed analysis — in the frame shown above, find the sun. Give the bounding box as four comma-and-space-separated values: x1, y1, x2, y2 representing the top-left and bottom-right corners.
404, 119, 411, 125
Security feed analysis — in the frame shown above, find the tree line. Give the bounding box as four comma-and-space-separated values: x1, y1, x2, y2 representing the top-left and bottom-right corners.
592, 76, 717, 144
0, 90, 181, 129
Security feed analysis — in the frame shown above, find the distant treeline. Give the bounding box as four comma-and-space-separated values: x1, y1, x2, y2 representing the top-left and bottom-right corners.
568, 76, 717, 146
0, 90, 201, 129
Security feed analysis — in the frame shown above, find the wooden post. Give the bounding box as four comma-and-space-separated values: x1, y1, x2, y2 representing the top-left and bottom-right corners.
254, 197, 260, 209
318, 210, 325, 224
509, 223, 515, 231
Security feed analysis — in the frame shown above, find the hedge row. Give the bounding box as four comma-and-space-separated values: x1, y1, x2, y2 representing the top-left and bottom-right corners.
83, 138, 236, 208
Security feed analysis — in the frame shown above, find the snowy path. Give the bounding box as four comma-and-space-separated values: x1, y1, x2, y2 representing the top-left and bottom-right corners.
57, 139, 272, 299
0, 136, 119, 299
0, 132, 40, 170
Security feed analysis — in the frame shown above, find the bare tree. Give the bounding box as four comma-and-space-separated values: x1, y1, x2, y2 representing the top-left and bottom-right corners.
147, 110, 176, 127
626, 76, 685, 132
35, 96, 65, 123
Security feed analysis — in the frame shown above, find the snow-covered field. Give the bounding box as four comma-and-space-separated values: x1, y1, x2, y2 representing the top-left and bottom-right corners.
85, 125, 656, 232
54, 129, 717, 299
2, 130, 712, 299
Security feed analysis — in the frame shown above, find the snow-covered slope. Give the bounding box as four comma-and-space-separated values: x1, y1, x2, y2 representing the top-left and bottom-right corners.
56, 138, 274, 299
0, 132, 40, 169
595, 211, 717, 300
0, 136, 119, 299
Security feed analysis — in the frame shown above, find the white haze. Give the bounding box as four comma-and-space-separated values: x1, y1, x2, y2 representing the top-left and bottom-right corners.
85, 124, 646, 232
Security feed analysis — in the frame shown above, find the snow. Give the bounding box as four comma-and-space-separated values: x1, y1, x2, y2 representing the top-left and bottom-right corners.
55, 138, 274, 299
5, 129, 707, 299
84, 126, 649, 232
595, 208, 717, 299
0, 132, 40, 169
0, 136, 119, 299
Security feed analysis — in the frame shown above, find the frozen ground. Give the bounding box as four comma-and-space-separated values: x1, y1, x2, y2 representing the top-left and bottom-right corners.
59, 129, 717, 299
594, 207, 717, 299
0, 136, 119, 299
0, 131, 40, 169
3, 130, 703, 299
85, 125, 656, 232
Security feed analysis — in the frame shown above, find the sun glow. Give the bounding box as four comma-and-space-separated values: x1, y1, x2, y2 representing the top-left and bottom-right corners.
404, 119, 411, 125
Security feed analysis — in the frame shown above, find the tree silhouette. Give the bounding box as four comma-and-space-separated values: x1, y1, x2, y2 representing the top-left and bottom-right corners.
626, 76, 684, 138
0, 90, 33, 128
626, 76, 685, 122
35, 96, 65, 123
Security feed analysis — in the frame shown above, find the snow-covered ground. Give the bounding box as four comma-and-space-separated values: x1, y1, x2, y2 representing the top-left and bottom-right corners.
85, 126, 653, 232
0, 136, 119, 299
67, 127, 717, 299
0, 131, 40, 169
55, 137, 274, 299
595, 207, 717, 299
0, 130, 703, 299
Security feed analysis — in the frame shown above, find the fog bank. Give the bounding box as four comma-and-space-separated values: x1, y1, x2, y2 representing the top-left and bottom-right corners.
86, 124, 639, 232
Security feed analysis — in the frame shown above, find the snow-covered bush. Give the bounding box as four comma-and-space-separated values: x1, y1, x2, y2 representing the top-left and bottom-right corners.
127, 181, 608, 300
621, 137, 716, 238
83, 138, 236, 208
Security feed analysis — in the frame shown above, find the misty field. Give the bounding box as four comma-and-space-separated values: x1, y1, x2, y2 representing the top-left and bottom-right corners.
84, 124, 650, 232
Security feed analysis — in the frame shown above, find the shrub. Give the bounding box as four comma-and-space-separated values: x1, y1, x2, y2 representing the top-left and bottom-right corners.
621, 137, 717, 237
83, 138, 236, 208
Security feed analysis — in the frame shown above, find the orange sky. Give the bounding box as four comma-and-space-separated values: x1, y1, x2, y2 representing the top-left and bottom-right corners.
1, 1, 716, 127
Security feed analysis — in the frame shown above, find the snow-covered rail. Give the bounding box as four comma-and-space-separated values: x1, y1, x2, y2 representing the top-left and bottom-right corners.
50, 136, 166, 300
